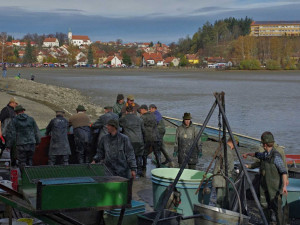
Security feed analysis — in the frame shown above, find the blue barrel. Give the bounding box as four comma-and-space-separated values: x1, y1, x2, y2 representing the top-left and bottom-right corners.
151, 168, 212, 216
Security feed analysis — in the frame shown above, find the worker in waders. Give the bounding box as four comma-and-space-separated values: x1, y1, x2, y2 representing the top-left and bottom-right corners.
243, 132, 288, 225
173, 112, 201, 169
69, 105, 91, 163
46, 110, 71, 165
212, 136, 238, 209
5, 105, 41, 167
92, 119, 137, 179
139, 105, 161, 176
119, 105, 145, 177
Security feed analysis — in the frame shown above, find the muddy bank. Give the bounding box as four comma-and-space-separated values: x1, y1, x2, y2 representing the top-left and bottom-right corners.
0, 78, 103, 127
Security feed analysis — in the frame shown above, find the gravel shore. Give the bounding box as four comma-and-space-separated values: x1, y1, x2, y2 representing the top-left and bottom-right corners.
0, 78, 103, 128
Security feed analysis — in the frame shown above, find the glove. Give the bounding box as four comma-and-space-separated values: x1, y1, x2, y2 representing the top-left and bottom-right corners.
173, 151, 178, 157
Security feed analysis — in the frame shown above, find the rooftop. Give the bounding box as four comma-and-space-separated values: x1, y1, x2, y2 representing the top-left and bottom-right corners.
252, 21, 300, 25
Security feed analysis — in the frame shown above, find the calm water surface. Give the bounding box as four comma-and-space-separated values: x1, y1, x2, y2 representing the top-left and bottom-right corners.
14, 69, 300, 153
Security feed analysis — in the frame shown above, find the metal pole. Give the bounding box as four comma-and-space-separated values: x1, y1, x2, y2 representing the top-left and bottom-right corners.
214, 94, 269, 225
152, 100, 218, 225
220, 92, 229, 208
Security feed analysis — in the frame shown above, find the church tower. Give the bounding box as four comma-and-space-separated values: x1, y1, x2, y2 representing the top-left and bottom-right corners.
68, 28, 72, 43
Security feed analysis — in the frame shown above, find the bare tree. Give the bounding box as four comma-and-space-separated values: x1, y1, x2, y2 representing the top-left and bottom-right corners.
0, 32, 7, 63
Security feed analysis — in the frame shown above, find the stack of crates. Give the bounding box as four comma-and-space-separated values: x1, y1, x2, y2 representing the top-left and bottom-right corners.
105, 200, 145, 225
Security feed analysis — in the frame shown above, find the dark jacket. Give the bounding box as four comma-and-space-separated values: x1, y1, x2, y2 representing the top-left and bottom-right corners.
93, 132, 137, 179
46, 115, 71, 156
91, 112, 118, 141
6, 113, 41, 148
141, 112, 159, 143
0, 105, 15, 123
174, 122, 200, 164
152, 110, 166, 139
119, 113, 145, 144
0, 105, 16, 137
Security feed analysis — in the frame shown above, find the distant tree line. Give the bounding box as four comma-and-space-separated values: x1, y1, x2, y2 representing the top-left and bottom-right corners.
167, 17, 253, 57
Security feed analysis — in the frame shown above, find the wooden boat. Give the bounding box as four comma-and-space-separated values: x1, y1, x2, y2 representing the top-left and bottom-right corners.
163, 116, 261, 148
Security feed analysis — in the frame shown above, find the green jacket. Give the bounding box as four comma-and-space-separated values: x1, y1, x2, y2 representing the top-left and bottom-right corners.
6, 113, 41, 148
174, 122, 200, 165
141, 112, 159, 143
212, 144, 235, 188
113, 102, 125, 118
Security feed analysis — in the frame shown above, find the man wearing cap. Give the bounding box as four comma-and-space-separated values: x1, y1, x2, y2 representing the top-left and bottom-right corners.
5, 105, 41, 167
69, 105, 91, 163
121, 95, 140, 116
113, 94, 125, 118
149, 104, 173, 167
139, 104, 161, 174
212, 136, 239, 209
174, 112, 201, 170
0, 97, 18, 138
243, 131, 288, 225
92, 119, 137, 179
46, 110, 71, 165
119, 105, 145, 177
91, 106, 118, 145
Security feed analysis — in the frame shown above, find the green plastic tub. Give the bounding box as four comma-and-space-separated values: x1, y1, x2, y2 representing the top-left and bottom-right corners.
151, 168, 211, 216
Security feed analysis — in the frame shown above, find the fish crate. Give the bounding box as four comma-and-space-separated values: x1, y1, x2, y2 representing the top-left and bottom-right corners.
19, 164, 131, 213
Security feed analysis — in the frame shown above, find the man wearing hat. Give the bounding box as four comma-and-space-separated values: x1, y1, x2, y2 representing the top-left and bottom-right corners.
91, 106, 118, 146
149, 104, 173, 167
5, 105, 41, 167
69, 105, 91, 163
174, 112, 201, 170
92, 119, 137, 179
0, 97, 18, 138
46, 110, 71, 165
212, 135, 239, 209
139, 104, 161, 175
243, 132, 288, 225
113, 94, 125, 118
119, 105, 145, 177
121, 95, 140, 116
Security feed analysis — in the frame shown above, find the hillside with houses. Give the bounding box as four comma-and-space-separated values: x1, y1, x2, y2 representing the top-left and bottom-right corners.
1, 17, 300, 70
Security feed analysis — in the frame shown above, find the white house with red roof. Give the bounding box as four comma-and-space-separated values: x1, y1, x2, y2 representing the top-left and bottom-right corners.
68, 29, 91, 46
43, 38, 59, 47
103, 55, 123, 67
142, 52, 164, 66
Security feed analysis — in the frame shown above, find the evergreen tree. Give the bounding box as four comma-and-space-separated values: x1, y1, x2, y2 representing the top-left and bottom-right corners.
87, 45, 94, 64
122, 52, 132, 66
23, 41, 36, 63
13, 47, 19, 58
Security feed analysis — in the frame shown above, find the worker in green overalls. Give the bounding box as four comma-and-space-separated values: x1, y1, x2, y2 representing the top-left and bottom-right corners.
243, 131, 288, 225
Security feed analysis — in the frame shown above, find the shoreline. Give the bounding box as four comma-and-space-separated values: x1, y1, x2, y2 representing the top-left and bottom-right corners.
6, 66, 300, 73
0, 78, 103, 128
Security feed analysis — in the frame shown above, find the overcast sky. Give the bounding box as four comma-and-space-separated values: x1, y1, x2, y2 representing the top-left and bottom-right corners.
1, 0, 300, 43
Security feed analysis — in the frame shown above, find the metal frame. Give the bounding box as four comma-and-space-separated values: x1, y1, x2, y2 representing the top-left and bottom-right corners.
152, 92, 268, 225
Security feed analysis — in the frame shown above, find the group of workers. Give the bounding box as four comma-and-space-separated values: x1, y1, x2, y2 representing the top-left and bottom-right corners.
0, 94, 288, 225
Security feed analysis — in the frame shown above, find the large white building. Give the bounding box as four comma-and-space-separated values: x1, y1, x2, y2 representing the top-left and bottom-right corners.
68, 29, 92, 46
43, 38, 59, 47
